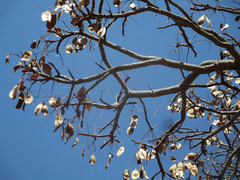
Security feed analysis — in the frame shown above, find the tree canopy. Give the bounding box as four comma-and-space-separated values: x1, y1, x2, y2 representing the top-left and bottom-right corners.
5, 0, 240, 179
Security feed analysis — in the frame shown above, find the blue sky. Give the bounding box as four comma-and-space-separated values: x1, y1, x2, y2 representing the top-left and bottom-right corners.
0, 1, 239, 180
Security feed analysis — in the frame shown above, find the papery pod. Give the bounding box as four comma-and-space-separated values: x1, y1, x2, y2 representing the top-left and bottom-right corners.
46, 13, 57, 29
170, 144, 176, 151
207, 112, 212, 120
55, 97, 62, 110
21, 50, 32, 61
55, 114, 63, 128
66, 44, 73, 54
122, 169, 130, 180
89, 154, 96, 164
184, 153, 197, 161
176, 142, 182, 149
55, 0, 66, 7
41, 103, 48, 115
184, 162, 192, 169
190, 164, 198, 176
127, 126, 134, 135
105, 154, 113, 169
49, 97, 56, 107
41, 10, 51, 21
78, 0, 89, 8
9, 85, 19, 99
169, 163, 177, 173
81, 150, 85, 159
221, 24, 229, 32
196, 14, 205, 26
130, 3, 137, 10
138, 148, 148, 160
136, 151, 142, 164
131, 168, 140, 180
61, 128, 65, 140
117, 145, 125, 157
206, 16, 212, 27
24, 93, 33, 104
71, 137, 79, 148
34, 103, 43, 116
97, 27, 106, 39
147, 149, 156, 160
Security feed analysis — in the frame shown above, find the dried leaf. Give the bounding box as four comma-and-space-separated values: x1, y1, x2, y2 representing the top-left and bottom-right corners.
65, 123, 74, 134
81, 150, 85, 159
117, 145, 125, 157
97, 26, 106, 39
9, 85, 19, 99
61, 108, 65, 115
196, 14, 205, 26
34, 103, 43, 116
55, 97, 61, 110
131, 168, 140, 180
88, 23, 99, 33
77, 86, 86, 98
41, 10, 51, 21
5, 53, 10, 64
221, 24, 229, 32
169, 164, 177, 173
21, 50, 32, 61
207, 112, 212, 120
55, 0, 66, 7
24, 93, 33, 104
66, 44, 73, 54
113, 0, 122, 6
60, 129, 65, 140
89, 154, 96, 164
30, 40, 37, 49
47, 13, 57, 29
184, 153, 197, 161
41, 103, 48, 115
176, 142, 182, 149
16, 99, 24, 109
170, 144, 176, 151
171, 156, 177, 161
105, 154, 113, 169
184, 162, 192, 169
42, 63, 53, 76
206, 16, 212, 27
30, 73, 39, 80
71, 137, 79, 148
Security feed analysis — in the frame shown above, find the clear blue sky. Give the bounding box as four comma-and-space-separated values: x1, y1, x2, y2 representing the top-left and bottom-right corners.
0, 1, 239, 180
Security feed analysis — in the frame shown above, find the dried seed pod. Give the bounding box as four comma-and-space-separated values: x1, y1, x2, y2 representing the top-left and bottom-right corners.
196, 14, 205, 26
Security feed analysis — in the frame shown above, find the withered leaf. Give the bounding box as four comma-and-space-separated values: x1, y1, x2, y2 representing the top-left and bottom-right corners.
47, 13, 57, 30
21, 50, 32, 61
15, 99, 24, 109
71, 137, 79, 148
5, 53, 10, 64
42, 63, 53, 76
31, 73, 39, 80
30, 40, 37, 49
88, 22, 99, 33
77, 86, 86, 98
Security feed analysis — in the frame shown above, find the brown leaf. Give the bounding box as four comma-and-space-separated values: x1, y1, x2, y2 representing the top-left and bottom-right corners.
47, 13, 56, 29
30, 40, 37, 49
88, 23, 99, 33
5, 53, 10, 64
42, 63, 53, 76
65, 123, 74, 134
77, 86, 86, 98
55, 114, 63, 128
171, 156, 177, 161
31, 73, 39, 80
21, 50, 32, 61
15, 99, 24, 109
113, 0, 122, 6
